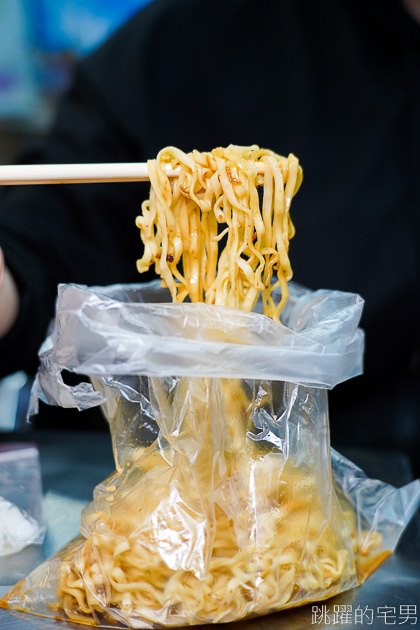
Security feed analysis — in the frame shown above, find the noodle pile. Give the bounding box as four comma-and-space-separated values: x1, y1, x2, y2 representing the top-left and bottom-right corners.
136, 145, 302, 320
53, 378, 381, 627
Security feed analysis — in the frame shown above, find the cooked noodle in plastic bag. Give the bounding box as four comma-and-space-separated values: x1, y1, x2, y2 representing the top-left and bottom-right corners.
2, 281, 419, 627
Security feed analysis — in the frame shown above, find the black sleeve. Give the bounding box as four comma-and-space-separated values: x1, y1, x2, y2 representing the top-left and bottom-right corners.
0, 0, 226, 378
0, 1, 171, 377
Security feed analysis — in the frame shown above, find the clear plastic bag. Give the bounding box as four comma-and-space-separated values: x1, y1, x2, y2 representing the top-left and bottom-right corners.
0, 444, 46, 557
2, 281, 419, 627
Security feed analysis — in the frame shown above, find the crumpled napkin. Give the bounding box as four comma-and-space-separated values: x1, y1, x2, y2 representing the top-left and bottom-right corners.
0, 495, 45, 556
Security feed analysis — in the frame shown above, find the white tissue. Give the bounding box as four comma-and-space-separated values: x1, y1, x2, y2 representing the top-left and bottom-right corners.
0, 495, 44, 556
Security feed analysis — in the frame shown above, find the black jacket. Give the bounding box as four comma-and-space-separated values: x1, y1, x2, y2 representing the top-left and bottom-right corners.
0, 0, 419, 458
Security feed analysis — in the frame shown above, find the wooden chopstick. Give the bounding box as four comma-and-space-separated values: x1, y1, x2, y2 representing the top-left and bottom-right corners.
0, 163, 175, 185
0, 161, 265, 186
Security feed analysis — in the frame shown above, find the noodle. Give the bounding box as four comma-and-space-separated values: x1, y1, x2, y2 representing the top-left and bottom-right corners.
135, 145, 303, 320
52, 378, 381, 627
56, 475, 356, 625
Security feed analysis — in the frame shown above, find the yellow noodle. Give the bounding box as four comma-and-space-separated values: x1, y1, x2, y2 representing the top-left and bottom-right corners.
54, 379, 380, 627
135, 145, 303, 321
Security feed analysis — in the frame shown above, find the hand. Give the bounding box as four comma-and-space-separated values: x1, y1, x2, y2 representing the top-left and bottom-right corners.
0, 247, 19, 338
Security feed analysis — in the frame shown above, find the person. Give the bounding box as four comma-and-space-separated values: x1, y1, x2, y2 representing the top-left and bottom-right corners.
0, 0, 419, 468
0, 249, 19, 339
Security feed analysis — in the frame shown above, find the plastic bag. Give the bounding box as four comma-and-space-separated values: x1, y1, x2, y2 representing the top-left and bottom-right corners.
0, 444, 46, 556
30, 280, 365, 414
2, 281, 419, 627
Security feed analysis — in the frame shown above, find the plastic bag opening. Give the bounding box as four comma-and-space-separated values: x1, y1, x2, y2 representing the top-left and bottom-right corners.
29, 281, 365, 418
